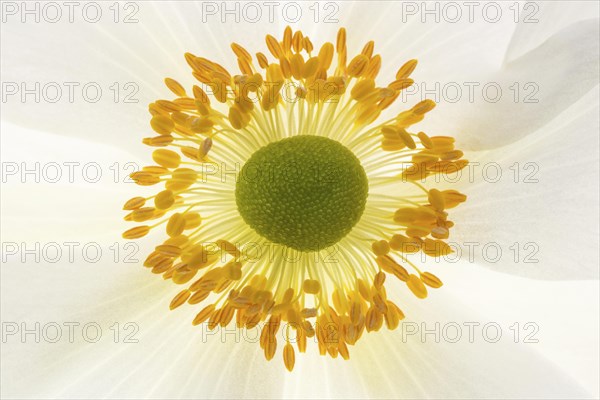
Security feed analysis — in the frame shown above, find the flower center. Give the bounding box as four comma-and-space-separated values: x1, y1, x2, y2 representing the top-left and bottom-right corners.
235, 135, 368, 252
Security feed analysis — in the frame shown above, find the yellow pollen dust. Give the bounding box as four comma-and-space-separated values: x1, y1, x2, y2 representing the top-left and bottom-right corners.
122, 25, 469, 371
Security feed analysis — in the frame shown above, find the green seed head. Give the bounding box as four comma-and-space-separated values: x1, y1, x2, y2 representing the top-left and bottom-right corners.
235, 135, 368, 252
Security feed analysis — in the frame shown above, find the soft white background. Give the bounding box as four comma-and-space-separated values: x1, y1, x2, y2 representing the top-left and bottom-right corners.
1, 1, 599, 399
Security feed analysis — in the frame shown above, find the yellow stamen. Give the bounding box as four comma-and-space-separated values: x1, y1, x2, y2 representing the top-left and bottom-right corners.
123, 26, 469, 371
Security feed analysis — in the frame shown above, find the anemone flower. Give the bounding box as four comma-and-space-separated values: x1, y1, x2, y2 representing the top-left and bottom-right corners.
1, 1, 598, 399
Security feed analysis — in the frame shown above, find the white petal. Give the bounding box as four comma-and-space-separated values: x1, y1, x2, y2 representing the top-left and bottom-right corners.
3, 1, 521, 152
443, 261, 600, 397
2, 120, 595, 396
451, 88, 599, 279
1, 122, 144, 241
427, 17, 599, 150
505, 1, 600, 63
0, 2, 266, 155
1, 259, 594, 398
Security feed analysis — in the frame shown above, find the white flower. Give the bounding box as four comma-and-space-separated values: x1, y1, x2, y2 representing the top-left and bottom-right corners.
1, 1, 598, 398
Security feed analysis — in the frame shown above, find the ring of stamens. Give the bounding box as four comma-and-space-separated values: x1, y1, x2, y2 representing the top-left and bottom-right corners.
122, 26, 468, 372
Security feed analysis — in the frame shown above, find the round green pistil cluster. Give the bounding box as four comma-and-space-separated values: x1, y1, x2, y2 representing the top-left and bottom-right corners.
236, 135, 368, 252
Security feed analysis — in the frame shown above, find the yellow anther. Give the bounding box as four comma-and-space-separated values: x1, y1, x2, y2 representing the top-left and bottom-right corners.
389, 234, 422, 253
170, 289, 191, 310
173, 97, 197, 110
441, 190, 467, 208
166, 168, 197, 191
190, 117, 214, 133
384, 301, 405, 329
122, 226, 150, 239
155, 244, 181, 257
246, 73, 263, 89
183, 212, 202, 229
396, 110, 425, 127
431, 226, 450, 239
357, 279, 371, 301
231, 43, 252, 62
164, 78, 186, 96
198, 138, 212, 160
407, 274, 428, 299
302, 36, 314, 53
303, 279, 321, 294
283, 26, 292, 51
152, 149, 181, 169
381, 138, 406, 151
412, 99, 436, 115
143, 251, 165, 268
223, 261, 243, 281
397, 128, 416, 149
440, 150, 464, 161
280, 57, 292, 79
265, 34, 285, 59
216, 239, 241, 258
389, 78, 414, 91
154, 190, 174, 210
303, 57, 320, 78
290, 53, 305, 79
420, 272, 443, 288
318, 42, 334, 70
396, 59, 418, 79
150, 115, 174, 135
347, 54, 369, 77
163, 234, 188, 247
365, 306, 383, 332
256, 52, 269, 69
281, 288, 295, 304
393, 206, 437, 224
361, 40, 375, 58
131, 207, 155, 222
336, 28, 346, 53
143, 135, 174, 147
156, 100, 181, 113
365, 54, 382, 79
166, 213, 186, 237
418, 131, 433, 148
228, 104, 246, 130
207, 308, 222, 330
375, 255, 409, 281
267, 64, 285, 85
237, 58, 253, 77
188, 289, 210, 305
371, 240, 390, 256
123, 196, 146, 210
351, 79, 376, 101
292, 30, 303, 53
428, 136, 455, 151
184, 245, 216, 270
373, 271, 386, 289
428, 189, 445, 211
192, 85, 210, 105
283, 342, 295, 371
192, 304, 216, 326
301, 308, 317, 319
